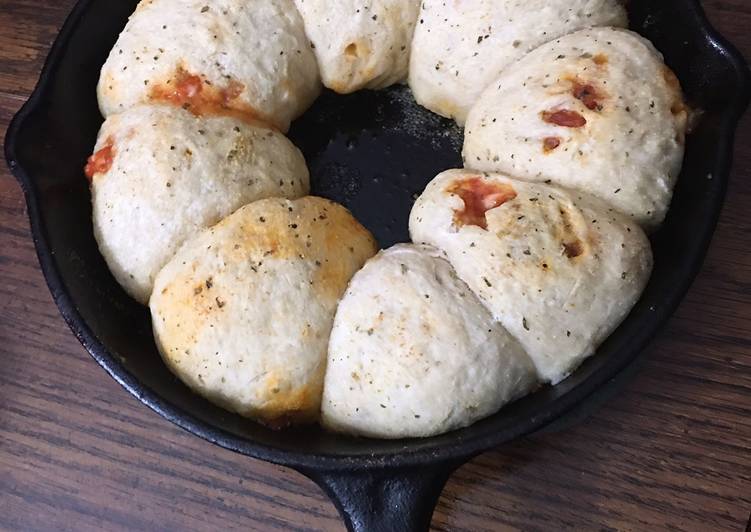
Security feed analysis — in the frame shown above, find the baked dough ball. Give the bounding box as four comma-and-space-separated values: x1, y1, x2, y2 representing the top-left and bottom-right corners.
410, 169, 652, 384
322, 244, 536, 438
88, 104, 309, 304
464, 28, 688, 229
409, 0, 626, 124
293, 0, 420, 93
98, 0, 320, 131
150, 197, 378, 427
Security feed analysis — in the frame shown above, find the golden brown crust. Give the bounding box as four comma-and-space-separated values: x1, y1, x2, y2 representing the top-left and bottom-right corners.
661, 65, 690, 141
151, 197, 377, 426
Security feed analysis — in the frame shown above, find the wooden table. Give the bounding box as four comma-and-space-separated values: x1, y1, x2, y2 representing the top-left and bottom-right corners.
1, 1, 750, 530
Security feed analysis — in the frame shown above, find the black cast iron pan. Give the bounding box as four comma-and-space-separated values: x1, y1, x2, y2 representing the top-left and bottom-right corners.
4, 0, 750, 530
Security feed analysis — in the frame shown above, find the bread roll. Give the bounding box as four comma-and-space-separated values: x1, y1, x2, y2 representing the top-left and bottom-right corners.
98, 0, 320, 131
294, 0, 420, 93
322, 244, 536, 438
88, 104, 309, 303
410, 169, 652, 383
150, 197, 378, 426
464, 27, 688, 229
409, 0, 626, 124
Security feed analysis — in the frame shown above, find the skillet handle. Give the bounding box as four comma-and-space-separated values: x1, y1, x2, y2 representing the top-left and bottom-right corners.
298, 460, 465, 532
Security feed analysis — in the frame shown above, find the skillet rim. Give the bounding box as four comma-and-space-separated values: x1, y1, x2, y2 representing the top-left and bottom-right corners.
4, 0, 750, 471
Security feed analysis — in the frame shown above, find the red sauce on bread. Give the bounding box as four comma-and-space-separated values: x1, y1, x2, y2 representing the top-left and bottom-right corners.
84, 137, 115, 181
164, 71, 204, 104
149, 68, 269, 127
572, 82, 602, 111
542, 109, 587, 128
543, 136, 561, 153
223, 79, 245, 104
447, 177, 517, 230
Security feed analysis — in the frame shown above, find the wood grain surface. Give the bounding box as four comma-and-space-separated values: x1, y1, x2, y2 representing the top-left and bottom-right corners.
1, 1, 750, 530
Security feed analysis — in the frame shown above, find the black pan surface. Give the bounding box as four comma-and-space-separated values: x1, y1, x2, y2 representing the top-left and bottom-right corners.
4, 0, 749, 530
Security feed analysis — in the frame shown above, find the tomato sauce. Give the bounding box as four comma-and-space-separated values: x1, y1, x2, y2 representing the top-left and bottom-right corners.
151, 70, 204, 107
543, 136, 561, 152
149, 68, 267, 126
222, 79, 245, 104
572, 82, 602, 111
447, 177, 517, 230
84, 137, 115, 181
542, 109, 587, 128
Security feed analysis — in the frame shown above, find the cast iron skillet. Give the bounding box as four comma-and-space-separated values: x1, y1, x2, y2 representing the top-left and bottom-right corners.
4, 0, 750, 530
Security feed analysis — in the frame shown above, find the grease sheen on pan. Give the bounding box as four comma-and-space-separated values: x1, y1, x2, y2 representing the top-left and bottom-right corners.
409, 0, 626, 125
97, 0, 320, 131
322, 244, 536, 438
150, 197, 378, 427
463, 27, 688, 229
410, 169, 653, 384
293, 0, 420, 93
88, 104, 309, 304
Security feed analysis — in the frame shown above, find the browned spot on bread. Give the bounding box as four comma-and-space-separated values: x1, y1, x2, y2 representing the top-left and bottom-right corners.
661, 65, 688, 117
572, 82, 603, 111
426, 97, 462, 122
563, 241, 584, 258
671, 101, 688, 116
344, 42, 359, 57
153, 198, 376, 429
149, 67, 275, 128
662, 65, 681, 92
255, 371, 324, 428
555, 206, 588, 260
543, 136, 561, 153
447, 177, 518, 230
593, 53, 608, 66
542, 109, 587, 128
85, 136, 115, 181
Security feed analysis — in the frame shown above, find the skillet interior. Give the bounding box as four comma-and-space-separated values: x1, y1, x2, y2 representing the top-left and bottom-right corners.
4, 0, 750, 471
